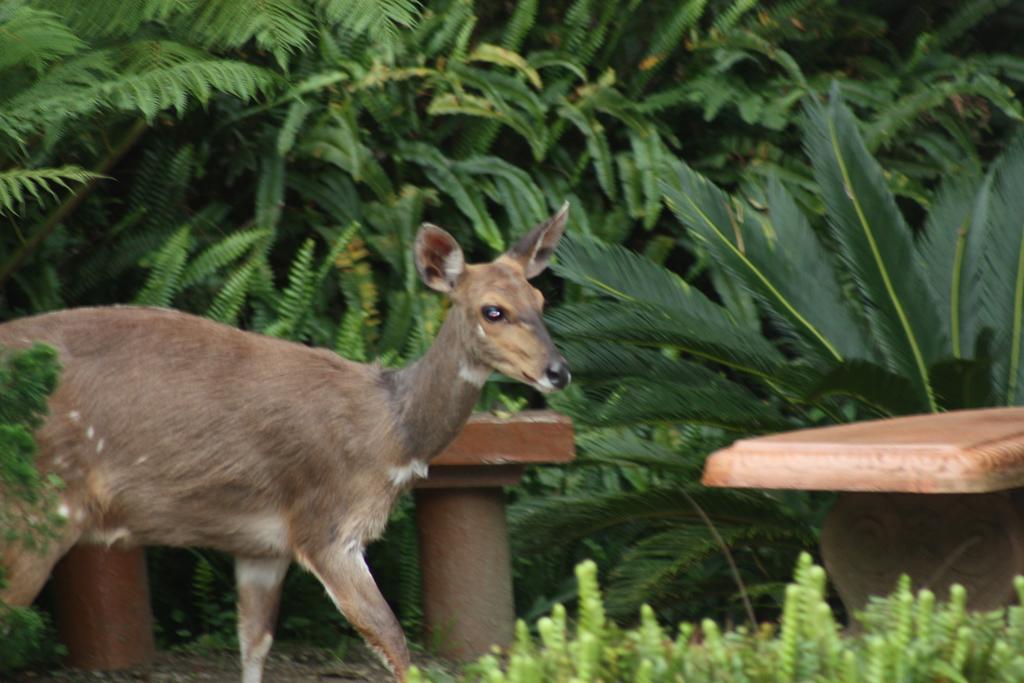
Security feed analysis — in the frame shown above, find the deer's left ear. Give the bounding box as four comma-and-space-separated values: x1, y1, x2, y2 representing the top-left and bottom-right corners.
506, 201, 569, 279
415, 224, 465, 293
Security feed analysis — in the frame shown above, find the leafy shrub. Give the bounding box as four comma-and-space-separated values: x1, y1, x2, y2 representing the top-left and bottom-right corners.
0, 343, 63, 672
411, 556, 1024, 682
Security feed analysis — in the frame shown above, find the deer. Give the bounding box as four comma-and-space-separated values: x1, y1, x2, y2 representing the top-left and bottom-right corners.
0, 204, 571, 683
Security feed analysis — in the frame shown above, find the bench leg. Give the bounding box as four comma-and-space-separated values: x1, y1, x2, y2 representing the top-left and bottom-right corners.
820, 492, 1024, 614
414, 487, 515, 661
52, 545, 155, 670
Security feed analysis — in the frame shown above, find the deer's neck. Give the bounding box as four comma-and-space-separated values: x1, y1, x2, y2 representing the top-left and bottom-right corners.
388, 308, 486, 461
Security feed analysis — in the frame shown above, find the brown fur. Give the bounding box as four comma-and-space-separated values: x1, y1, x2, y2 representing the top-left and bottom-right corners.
0, 205, 570, 683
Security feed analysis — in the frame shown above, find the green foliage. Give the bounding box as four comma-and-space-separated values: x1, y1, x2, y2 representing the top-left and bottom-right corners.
2, 0, 1024, 663
0, 343, 62, 549
524, 90, 1024, 621
412, 557, 1024, 682
657, 88, 1024, 416
0, 343, 63, 673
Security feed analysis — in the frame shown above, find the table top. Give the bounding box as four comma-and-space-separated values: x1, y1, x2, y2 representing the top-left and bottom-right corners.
431, 410, 575, 466
702, 407, 1024, 493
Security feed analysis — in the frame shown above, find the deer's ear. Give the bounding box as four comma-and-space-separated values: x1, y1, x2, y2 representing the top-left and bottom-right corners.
415, 224, 465, 293
506, 201, 569, 279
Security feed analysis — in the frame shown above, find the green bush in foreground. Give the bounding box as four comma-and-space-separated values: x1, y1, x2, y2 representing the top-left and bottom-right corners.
0, 343, 64, 671
413, 555, 1024, 682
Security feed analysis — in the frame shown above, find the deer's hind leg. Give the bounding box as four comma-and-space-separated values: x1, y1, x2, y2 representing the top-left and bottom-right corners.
298, 541, 410, 682
0, 499, 85, 606
235, 556, 290, 683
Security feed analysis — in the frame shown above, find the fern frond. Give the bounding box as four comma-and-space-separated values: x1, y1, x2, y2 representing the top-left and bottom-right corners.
256, 151, 285, 231
277, 98, 312, 155
397, 141, 504, 250
206, 259, 259, 325
107, 41, 280, 118
714, 0, 758, 31
263, 239, 317, 339
468, 44, 541, 89
188, 0, 314, 67
558, 102, 615, 199
318, 0, 421, 48
0, 3, 84, 73
335, 308, 368, 362
632, 0, 709, 93
501, 0, 537, 53
0, 166, 97, 215
454, 155, 547, 229
181, 229, 271, 289
33, 0, 182, 39
931, 0, 1011, 54
134, 226, 192, 307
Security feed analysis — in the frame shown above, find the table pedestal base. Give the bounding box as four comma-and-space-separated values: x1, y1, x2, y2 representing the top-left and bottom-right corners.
821, 492, 1024, 613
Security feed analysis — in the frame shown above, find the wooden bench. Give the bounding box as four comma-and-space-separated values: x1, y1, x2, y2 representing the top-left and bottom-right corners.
702, 407, 1024, 613
51, 411, 574, 670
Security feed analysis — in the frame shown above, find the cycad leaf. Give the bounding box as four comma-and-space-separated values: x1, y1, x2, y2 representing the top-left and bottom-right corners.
511, 486, 805, 553
554, 375, 789, 432
915, 173, 988, 359
549, 301, 782, 382
663, 160, 868, 365
930, 357, 996, 411
576, 429, 697, 473
973, 136, 1024, 403
807, 360, 928, 417
803, 86, 943, 410
552, 234, 785, 377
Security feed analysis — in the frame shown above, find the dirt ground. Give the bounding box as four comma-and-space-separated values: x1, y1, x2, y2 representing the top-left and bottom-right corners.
8, 642, 453, 682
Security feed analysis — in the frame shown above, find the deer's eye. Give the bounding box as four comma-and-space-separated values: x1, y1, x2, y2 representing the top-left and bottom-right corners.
481, 305, 506, 323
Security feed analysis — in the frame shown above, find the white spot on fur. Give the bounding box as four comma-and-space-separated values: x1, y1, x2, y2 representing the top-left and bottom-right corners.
477, 324, 486, 339
458, 362, 490, 387
96, 438, 105, 454
134, 456, 148, 465
86, 426, 95, 440
236, 557, 289, 591
68, 410, 81, 424
57, 503, 70, 519
389, 460, 429, 487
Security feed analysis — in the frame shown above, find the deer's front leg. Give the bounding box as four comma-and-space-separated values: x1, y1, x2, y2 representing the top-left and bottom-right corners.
300, 542, 410, 681
235, 556, 290, 683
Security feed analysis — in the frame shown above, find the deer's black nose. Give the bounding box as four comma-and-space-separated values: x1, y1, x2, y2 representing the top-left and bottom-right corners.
545, 359, 571, 390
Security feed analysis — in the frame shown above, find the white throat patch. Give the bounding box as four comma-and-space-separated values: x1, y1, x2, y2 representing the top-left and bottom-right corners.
389, 460, 429, 487
458, 362, 490, 387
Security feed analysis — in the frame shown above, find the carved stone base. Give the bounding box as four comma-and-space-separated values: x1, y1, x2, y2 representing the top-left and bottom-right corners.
821, 492, 1024, 613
